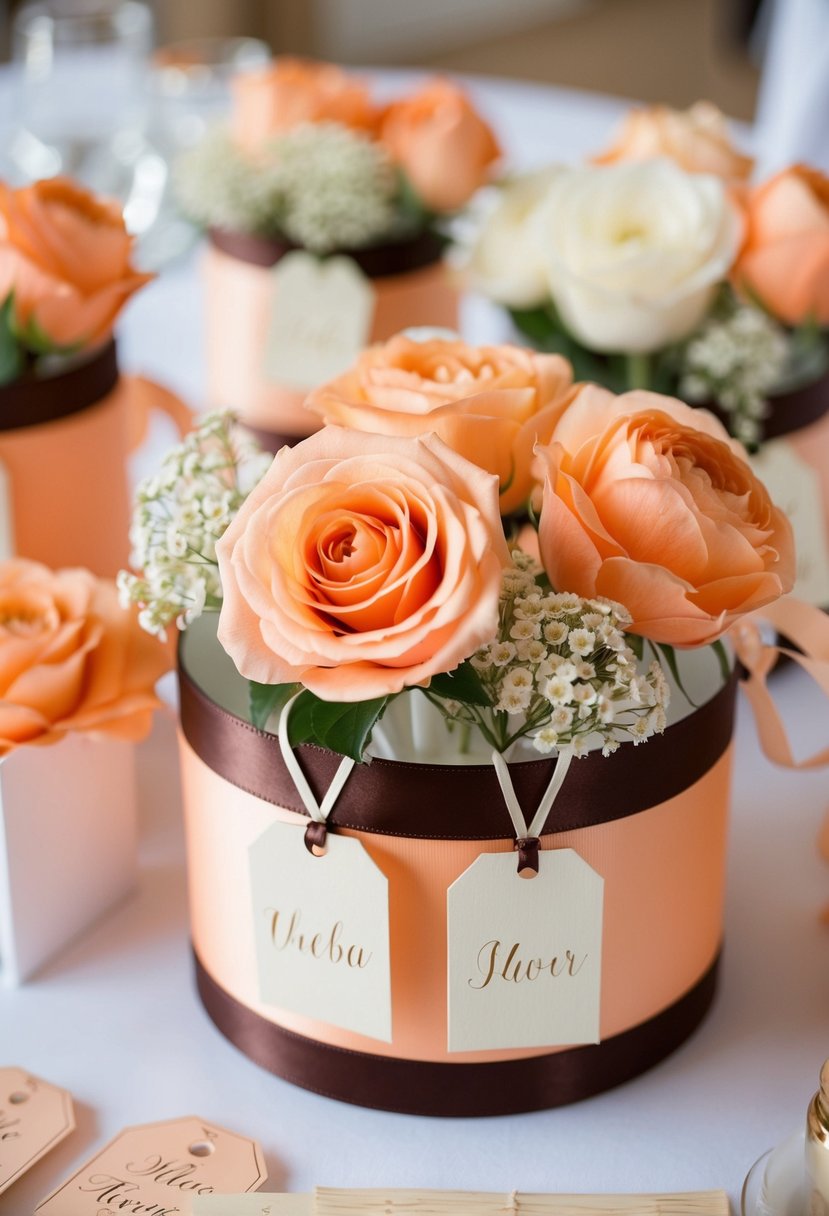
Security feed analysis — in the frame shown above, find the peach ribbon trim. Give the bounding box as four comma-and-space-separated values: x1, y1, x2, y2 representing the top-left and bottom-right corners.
732, 596, 829, 769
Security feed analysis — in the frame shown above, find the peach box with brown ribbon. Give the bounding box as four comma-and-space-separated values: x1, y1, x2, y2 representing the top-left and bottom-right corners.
203, 229, 460, 451
176, 617, 737, 1117
0, 341, 191, 577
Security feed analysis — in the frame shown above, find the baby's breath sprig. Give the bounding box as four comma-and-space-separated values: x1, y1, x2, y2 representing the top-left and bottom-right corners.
677, 294, 790, 447
426, 551, 670, 757
118, 412, 271, 640
175, 123, 403, 254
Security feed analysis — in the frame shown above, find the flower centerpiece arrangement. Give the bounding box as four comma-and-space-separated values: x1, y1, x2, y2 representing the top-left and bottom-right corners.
124, 334, 804, 1116
0, 177, 189, 576
176, 58, 500, 444
0, 558, 170, 986
469, 104, 829, 607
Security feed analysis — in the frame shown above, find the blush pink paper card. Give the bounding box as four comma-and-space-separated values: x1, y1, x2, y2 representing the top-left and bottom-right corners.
36, 1116, 266, 1213
0, 1068, 75, 1196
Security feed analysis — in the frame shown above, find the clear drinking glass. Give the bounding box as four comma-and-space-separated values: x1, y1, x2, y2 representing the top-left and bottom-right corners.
9, 0, 154, 202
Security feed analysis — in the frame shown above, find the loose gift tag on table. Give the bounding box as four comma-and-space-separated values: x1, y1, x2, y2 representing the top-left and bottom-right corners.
447, 848, 604, 1052
36, 1116, 266, 1213
263, 252, 374, 390
249, 819, 392, 1041
0, 1068, 74, 1196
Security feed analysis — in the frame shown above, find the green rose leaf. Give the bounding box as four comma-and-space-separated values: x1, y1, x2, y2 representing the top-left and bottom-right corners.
284, 690, 391, 763
428, 661, 492, 707
248, 680, 301, 731
0, 294, 23, 386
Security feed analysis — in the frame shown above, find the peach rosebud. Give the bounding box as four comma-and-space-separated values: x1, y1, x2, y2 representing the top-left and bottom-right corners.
734, 165, 829, 326
306, 335, 574, 516
595, 101, 753, 180
216, 428, 509, 702
232, 57, 377, 155
536, 386, 795, 646
379, 79, 500, 212
0, 560, 170, 755
0, 178, 151, 349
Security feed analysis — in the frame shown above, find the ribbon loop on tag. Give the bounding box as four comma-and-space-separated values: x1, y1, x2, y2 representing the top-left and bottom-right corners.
491, 748, 574, 875
515, 837, 540, 878
304, 820, 328, 856
733, 596, 829, 770
277, 694, 356, 852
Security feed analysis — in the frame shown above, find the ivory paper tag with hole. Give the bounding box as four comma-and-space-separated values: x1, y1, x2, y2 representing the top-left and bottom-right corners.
751, 439, 829, 606
0, 1069, 74, 1196
447, 849, 604, 1052
263, 252, 375, 390
249, 821, 392, 1042
36, 1116, 266, 1213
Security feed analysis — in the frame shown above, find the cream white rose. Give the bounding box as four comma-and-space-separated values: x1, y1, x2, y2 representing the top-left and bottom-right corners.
531, 159, 743, 353
466, 167, 562, 308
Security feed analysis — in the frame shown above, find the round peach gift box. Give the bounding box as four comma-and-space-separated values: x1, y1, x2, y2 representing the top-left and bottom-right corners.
0, 341, 190, 577
177, 617, 736, 1117
203, 228, 460, 448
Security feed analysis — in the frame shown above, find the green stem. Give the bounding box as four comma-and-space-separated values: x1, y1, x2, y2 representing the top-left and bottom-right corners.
625, 351, 652, 391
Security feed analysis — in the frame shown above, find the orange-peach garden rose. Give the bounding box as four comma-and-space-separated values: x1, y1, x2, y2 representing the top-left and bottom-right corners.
734, 165, 829, 326
216, 428, 509, 701
0, 560, 169, 754
536, 386, 795, 646
0, 178, 151, 349
595, 101, 753, 180
232, 57, 377, 155
379, 79, 500, 212
305, 336, 574, 515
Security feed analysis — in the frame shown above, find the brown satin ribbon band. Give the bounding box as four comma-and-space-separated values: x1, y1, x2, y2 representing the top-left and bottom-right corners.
194, 948, 720, 1117
177, 654, 738, 841
241, 424, 305, 455
0, 339, 119, 433
208, 226, 446, 279
705, 369, 829, 443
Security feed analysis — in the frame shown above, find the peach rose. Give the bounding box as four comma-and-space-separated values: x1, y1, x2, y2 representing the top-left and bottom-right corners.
306, 335, 574, 515
595, 101, 753, 180
232, 57, 377, 154
379, 79, 500, 212
734, 165, 829, 326
0, 178, 151, 349
216, 428, 509, 701
0, 560, 169, 755
536, 386, 795, 646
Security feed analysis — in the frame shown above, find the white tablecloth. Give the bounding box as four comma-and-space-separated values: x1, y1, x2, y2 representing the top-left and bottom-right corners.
1, 73, 828, 1215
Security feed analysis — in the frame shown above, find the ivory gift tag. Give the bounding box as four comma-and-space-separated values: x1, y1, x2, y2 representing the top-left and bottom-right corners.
249, 821, 392, 1041
263, 253, 375, 390
447, 848, 604, 1052
36, 1116, 266, 1213
194, 1198, 308, 1216
0, 1068, 74, 1196
751, 439, 829, 605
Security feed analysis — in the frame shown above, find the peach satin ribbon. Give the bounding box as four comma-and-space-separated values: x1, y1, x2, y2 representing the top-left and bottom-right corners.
733, 596, 829, 769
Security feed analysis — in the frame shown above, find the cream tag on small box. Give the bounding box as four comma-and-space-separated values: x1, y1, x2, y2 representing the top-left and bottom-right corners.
751, 438, 829, 606
447, 848, 604, 1052
0, 1068, 75, 1196
263, 252, 375, 390
249, 820, 392, 1042
36, 1116, 266, 1213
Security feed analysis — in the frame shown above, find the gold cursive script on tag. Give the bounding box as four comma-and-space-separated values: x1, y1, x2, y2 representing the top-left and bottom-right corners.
265, 908, 373, 969
469, 939, 588, 989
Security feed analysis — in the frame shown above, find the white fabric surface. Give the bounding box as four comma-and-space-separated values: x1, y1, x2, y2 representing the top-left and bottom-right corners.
0, 72, 828, 1214
754, 0, 829, 175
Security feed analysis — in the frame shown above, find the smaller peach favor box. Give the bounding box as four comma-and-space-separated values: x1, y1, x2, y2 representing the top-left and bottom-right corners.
0, 732, 137, 987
